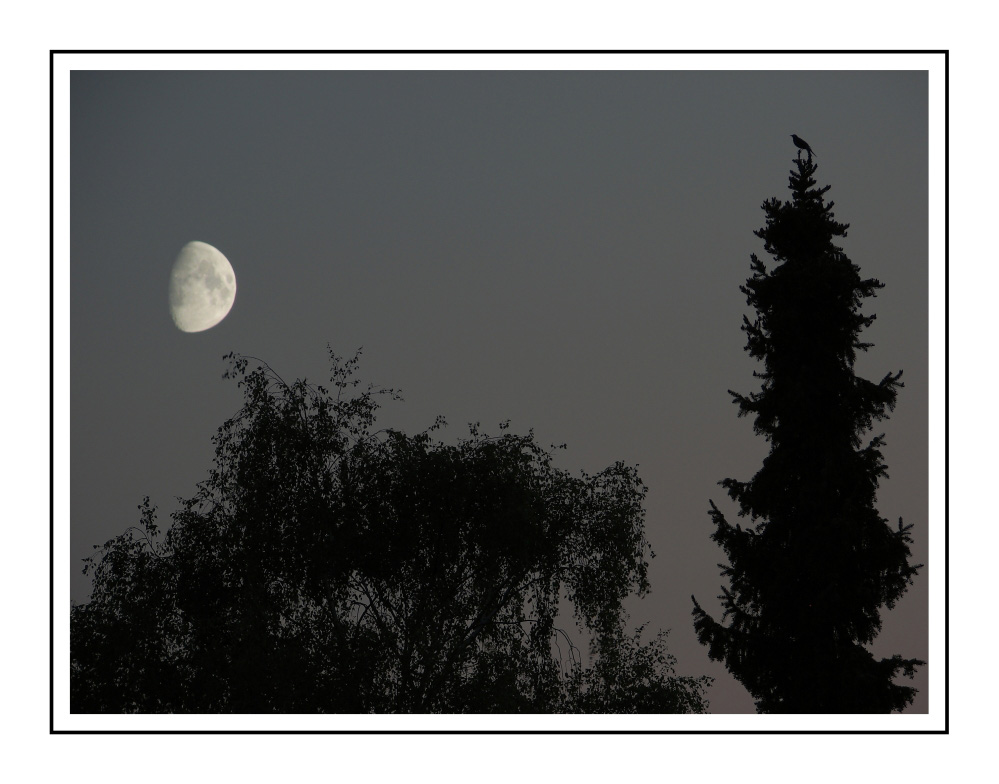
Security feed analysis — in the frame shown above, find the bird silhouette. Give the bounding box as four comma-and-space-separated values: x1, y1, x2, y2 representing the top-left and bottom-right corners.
791, 134, 816, 157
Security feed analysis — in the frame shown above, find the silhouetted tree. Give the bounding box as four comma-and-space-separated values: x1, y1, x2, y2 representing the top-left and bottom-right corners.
72, 349, 710, 713
691, 153, 923, 713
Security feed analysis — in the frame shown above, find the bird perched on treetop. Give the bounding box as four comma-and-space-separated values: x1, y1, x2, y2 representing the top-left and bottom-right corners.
791, 134, 816, 157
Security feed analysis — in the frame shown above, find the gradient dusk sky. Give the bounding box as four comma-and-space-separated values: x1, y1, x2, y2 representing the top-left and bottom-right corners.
66, 60, 933, 717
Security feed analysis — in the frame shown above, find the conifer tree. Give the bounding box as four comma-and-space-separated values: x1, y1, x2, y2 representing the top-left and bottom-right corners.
691, 150, 923, 713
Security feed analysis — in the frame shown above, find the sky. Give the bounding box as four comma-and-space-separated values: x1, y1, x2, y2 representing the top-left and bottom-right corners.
68, 65, 930, 715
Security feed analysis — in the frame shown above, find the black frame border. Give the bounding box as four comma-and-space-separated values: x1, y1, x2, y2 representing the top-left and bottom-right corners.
50, 49, 949, 735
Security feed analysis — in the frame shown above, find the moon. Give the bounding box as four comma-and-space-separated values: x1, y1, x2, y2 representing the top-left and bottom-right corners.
169, 241, 237, 333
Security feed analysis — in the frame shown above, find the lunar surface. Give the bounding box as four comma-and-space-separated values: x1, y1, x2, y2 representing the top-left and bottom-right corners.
169, 241, 237, 332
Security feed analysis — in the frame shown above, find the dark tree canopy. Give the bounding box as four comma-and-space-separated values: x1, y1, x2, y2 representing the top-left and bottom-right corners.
72, 349, 710, 714
691, 153, 924, 713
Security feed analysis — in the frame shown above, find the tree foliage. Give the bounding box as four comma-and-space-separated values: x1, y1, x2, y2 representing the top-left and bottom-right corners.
72, 349, 710, 713
691, 153, 924, 713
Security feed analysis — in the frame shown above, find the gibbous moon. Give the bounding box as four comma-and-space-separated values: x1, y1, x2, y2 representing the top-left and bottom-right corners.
169, 241, 237, 333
